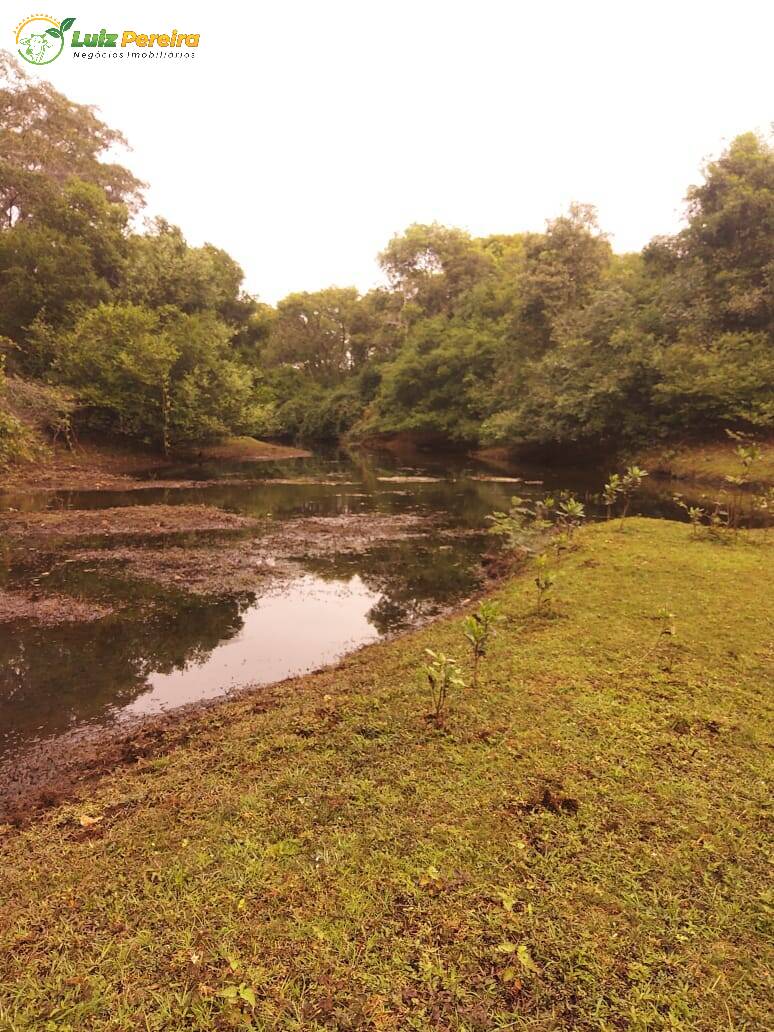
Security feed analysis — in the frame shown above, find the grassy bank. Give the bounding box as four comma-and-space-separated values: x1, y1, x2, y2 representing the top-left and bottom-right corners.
1, 519, 772, 1030
640, 439, 774, 487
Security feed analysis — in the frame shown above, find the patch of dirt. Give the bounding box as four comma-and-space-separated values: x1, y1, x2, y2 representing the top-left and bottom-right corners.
197, 437, 311, 462
9, 512, 440, 599
0, 437, 310, 493
80, 513, 438, 592
0, 704, 216, 825
255, 478, 361, 486
0, 441, 173, 493
0, 589, 114, 625
0, 504, 258, 542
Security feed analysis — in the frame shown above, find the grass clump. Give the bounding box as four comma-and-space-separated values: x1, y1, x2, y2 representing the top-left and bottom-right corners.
0, 520, 772, 1030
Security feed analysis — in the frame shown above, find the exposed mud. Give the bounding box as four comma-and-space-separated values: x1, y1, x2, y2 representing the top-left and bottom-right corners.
72, 541, 288, 595
69, 514, 438, 593
0, 504, 259, 542
197, 438, 310, 463
377, 475, 442, 484
0, 437, 311, 493
257, 512, 435, 557
0, 441, 173, 493
469, 475, 523, 483
0, 589, 114, 625
0, 695, 240, 825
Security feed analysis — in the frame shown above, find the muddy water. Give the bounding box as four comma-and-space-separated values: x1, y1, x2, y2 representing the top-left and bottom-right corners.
0, 446, 684, 765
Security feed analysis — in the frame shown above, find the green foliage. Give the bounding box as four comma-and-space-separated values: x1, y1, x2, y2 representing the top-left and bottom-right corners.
487, 495, 553, 553
533, 552, 556, 613
673, 495, 706, 538
0, 357, 40, 467
1, 51, 772, 457
603, 465, 649, 526
421, 648, 465, 721
672, 432, 769, 541
57, 304, 260, 450
487, 492, 585, 553
556, 496, 585, 540
462, 601, 502, 687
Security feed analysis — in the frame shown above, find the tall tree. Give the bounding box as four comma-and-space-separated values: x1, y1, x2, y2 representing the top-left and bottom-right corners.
267, 287, 362, 383
0, 52, 144, 227
681, 131, 774, 333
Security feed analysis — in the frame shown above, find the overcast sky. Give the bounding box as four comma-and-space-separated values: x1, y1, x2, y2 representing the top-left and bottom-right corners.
11, 0, 773, 302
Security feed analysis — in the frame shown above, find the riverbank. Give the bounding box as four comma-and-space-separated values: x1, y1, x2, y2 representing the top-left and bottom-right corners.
639, 437, 774, 487
0, 436, 311, 493
1, 518, 771, 1029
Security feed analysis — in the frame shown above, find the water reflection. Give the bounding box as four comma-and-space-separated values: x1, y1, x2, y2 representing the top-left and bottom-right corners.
0, 445, 707, 763
122, 574, 382, 719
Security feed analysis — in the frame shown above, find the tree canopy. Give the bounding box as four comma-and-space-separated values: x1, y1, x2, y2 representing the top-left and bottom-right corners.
0, 47, 771, 461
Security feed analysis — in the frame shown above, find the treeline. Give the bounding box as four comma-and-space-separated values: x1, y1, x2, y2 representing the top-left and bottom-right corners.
1, 49, 772, 464
264, 140, 773, 447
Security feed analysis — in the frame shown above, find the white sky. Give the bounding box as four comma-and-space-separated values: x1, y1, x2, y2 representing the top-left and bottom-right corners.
10, 0, 773, 302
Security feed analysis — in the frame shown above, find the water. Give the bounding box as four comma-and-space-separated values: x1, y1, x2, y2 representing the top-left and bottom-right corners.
0, 445, 689, 762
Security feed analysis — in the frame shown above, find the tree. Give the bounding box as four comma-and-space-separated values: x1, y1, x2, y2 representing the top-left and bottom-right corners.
681, 131, 774, 333
379, 223, 494, 317
516, 204, 612, 354
57, 304, 177, 450
0, 179, 129, 355
267, 287, 362, 383
0, 52, 144, 227
122, 219, 247, 318
57, 303, 262, 451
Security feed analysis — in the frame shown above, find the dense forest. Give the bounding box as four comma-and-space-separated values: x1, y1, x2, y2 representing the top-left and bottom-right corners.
1, 50, 772, 466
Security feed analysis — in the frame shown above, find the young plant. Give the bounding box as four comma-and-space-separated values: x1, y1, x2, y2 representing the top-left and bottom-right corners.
724, 429, 762, 533
673, 494, 705, 538
556, 495, 585, 541
602, 473, 622, 520
618, 465, 648, 526
533, 553, 556, 613
487, 495, 553, 553
751, 486, 774, 540
462, 600, 502, 687
653, 606, 678, 671
706, 496, 731, 540
422, 649, 465, 722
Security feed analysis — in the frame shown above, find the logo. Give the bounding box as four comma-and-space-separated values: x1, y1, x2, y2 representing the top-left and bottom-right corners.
13, 15, 200, 63
16, 14, 75, 64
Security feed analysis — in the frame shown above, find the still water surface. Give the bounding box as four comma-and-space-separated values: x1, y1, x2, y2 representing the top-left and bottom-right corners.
0, 446, 683, 761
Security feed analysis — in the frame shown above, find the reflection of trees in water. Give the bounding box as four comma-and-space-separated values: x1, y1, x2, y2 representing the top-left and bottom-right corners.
0, 590, 254, 748
304, 535, 486, 635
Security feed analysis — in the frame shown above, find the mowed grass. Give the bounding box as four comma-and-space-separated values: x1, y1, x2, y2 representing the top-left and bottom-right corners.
0, 520, 772, 1031
640, 439, 774, 486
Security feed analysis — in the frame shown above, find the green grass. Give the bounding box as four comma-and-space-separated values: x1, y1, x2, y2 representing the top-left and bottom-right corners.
1, 520, 772, 1031
641, 439, 774, 486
